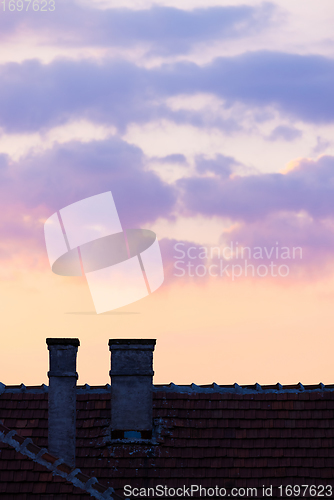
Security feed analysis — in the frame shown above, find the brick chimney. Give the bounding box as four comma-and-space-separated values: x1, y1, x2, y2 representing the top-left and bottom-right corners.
109, 339, 156, 439
46, 338, 80, 466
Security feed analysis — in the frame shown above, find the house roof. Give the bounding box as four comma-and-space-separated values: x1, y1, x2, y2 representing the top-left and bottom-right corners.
1, 382, 334, 498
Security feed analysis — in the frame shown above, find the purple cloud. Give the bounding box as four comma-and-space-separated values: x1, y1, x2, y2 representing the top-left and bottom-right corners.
218, 212, 334, 281
313, 136, 331, 155
0, 3, 275, 55
153, 51, 334, 124
196, 154, 241, 177
1, 50, 334, 134
227, 213, 334, 263
267, 125, 302, 142
179, 155, 334, 221
158, 212, 334, 284
2, 145, 334, 242
2, 145, 334, 281
154, 154, 188, 164
0, 138, 176, 236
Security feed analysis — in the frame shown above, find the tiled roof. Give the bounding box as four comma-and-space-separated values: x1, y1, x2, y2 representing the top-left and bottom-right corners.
0, 421, 122, 500
1, 383, 334, 498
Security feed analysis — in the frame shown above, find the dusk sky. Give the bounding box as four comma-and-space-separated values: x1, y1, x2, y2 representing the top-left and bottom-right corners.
1, 0, 334, 387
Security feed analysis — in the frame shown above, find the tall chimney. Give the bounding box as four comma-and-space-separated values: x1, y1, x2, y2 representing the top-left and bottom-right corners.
46, 338, 80, 466
109, 339, 156, 439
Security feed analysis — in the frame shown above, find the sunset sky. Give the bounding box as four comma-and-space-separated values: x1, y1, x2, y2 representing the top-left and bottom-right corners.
1, 0, 334, 387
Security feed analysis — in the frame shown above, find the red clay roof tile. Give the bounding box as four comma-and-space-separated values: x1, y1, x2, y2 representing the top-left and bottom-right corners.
2, 384, 334, 497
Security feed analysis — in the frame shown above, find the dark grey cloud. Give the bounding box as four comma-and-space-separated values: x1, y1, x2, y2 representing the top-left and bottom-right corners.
0, 2, 275, 55
1, 50, 334, 134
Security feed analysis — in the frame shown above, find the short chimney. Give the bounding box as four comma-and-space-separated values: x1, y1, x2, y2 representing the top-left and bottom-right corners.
46, 338, 80, 466
109, 339, 156, 439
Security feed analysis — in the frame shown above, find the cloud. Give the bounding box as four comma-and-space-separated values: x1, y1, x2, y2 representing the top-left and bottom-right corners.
2, 146, 334, 254
179, 155, 334, 221
154, 51, 334, 124
155, 154, 188, 164
312, 136, 331, 155
195, 154, 241, 177
218, 212, 334, 281
2, 144, 334, 245
267, 125, 302, 142
0, 138, 177, 256
159, 212, 334, 285
2, 144, 334, 282
0, 2, 275, 55
0, 153, 8, 169
225, 212, 334, 263
1, 50, 334, 134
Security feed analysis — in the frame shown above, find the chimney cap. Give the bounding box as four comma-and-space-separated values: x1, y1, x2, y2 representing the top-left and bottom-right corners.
46, 338, 80, 347
108, 338, 156, 346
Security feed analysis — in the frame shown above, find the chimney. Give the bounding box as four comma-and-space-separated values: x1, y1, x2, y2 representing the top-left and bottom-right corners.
46, 338, 80, 466
109, 339, 156, 439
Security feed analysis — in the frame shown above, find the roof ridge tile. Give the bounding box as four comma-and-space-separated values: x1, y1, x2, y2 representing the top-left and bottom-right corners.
102, 488, 119, 499
0, 421, 123, 500
3, 382, 334, 395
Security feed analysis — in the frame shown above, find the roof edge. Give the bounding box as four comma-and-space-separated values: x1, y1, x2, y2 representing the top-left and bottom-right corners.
0, 421, 124, 500
1, 381, 333, 395
152, 382, 331, 395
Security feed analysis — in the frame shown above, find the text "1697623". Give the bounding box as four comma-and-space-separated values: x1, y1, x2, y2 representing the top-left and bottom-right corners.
2, 0, 55, 11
